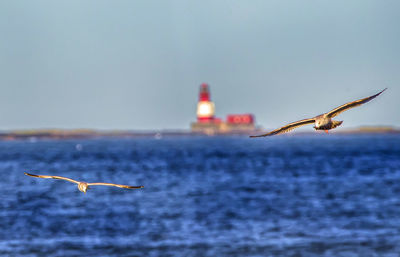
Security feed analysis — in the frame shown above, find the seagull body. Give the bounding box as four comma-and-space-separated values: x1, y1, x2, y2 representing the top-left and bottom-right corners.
24, 172, 143, 193
250, 88, 386, 137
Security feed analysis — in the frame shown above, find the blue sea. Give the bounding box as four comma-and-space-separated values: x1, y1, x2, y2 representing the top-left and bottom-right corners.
1, 135, 400, 256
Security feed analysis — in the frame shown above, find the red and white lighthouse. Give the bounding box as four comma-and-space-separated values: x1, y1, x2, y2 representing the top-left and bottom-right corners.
196, 83, 215, 122
191, 83, 256, 134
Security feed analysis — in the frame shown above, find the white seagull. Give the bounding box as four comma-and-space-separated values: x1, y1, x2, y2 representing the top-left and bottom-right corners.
250, 88, 387, 137
25, 172, 143, 193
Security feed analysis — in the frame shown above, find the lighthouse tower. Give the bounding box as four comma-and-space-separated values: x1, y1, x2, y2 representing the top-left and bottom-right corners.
196, 83, 215, 122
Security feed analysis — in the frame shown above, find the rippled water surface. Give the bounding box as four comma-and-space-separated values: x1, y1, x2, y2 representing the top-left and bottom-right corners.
1, 135, 400, 256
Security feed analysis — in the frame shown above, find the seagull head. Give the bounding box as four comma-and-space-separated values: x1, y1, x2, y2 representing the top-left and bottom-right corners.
78, 182, 89, 193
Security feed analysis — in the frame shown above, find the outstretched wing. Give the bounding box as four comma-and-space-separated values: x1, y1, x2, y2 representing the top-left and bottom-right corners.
250, 118, 315, 137
327, 88, 387, 118
24, 172, 80, 184
87, 182, 144, 189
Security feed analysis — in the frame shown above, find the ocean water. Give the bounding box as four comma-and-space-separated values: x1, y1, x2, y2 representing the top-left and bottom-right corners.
0, 135, 399, 256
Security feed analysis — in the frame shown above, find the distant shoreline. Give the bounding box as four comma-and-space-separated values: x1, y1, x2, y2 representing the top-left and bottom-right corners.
0, 126, 398, 141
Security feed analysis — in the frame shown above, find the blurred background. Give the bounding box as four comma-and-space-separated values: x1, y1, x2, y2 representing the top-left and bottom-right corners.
0, 1, 399, 131
0, 1, 400, 256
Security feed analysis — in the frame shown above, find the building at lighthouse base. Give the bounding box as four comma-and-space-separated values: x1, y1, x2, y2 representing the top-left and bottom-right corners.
191, 114, 256, 135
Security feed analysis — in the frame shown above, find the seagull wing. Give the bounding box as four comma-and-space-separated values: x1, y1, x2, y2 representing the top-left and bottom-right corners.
250, 118, 315, 137
87, 182, 144, 189
24, 172, 80, 184
327, 88, 387, 118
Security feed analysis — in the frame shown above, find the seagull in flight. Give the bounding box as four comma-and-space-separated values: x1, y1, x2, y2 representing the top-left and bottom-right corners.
25, 172, 143, 193
250, 88, 387, 137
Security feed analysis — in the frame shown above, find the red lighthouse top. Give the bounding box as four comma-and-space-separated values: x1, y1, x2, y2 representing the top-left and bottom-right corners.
199, 83, 210, 101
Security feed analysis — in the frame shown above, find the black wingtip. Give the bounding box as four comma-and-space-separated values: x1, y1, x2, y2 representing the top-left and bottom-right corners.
373, 88, 387, 98
24, 172, 35, 177
24, 172, 39, 178
250, 133, 271, 138
129, 185, 144, 189
377, 88, 387, 95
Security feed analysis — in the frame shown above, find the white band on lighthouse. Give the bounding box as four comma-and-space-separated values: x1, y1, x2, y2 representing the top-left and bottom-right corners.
197, 101, 215, 118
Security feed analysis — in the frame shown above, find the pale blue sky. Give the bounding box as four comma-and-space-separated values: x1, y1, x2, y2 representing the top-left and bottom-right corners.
0, 1, 399, 130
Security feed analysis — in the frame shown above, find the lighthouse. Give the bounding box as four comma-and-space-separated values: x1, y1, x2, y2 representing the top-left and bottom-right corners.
191, 83, 257, 134
196, 83, 215, 122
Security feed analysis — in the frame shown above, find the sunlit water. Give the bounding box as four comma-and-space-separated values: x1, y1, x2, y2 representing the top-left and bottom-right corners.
1, 135, 399, 256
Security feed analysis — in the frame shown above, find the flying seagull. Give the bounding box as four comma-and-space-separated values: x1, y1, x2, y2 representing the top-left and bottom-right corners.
24, 172, 143, 193
250, 88, 387, 137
